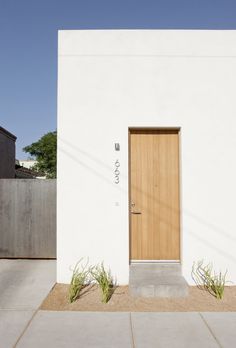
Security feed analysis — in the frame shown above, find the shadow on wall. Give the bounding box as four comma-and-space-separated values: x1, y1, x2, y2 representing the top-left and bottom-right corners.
58, 136, 236, 265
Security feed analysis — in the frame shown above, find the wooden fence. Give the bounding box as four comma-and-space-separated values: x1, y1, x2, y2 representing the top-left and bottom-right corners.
0, 179, 56, 258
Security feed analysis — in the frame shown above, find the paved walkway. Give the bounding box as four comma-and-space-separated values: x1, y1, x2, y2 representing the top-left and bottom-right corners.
1, 260, 236, 348
0, 259, 56, 348
14, 311, 236, 348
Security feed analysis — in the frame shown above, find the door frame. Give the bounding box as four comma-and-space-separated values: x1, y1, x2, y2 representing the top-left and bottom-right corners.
128, 127, 182, 264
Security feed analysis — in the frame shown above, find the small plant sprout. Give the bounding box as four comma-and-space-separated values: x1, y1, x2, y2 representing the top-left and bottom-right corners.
192, 260, 227, 300
91, 262, 114, 303
69, 259, 90, 303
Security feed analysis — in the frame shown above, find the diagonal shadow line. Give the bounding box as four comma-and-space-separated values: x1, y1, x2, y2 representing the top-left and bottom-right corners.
183, 209, 236, 243
59, 136, 121, 175
59, 145, 180, 232
59, 144, 179, 231
185, 227, 236, 265
58, 146, 127, 194
130, 182, 236, 244
131, 184, 236, 244
130, 176, 236, 243
58, 138, 236, 244
59, 145, 236, 264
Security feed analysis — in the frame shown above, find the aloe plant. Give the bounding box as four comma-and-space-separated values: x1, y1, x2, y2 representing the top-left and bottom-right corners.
69, 259, 90, 303
192, 260, 227, 300
91, 262, 114, 303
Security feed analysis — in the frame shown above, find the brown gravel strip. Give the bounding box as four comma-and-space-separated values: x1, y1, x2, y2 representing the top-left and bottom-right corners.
40, 284, 236, 312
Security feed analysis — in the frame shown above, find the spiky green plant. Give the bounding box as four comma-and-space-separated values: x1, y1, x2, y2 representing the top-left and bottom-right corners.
91, 263, 114, 303
192, 260, 227, 300
69, 259, 90, 303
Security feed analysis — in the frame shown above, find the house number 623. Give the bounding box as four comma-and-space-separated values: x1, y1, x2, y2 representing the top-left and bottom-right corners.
114, 160, 120, 184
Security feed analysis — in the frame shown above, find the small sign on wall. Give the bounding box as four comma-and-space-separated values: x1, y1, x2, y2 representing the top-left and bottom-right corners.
114, 143, 120, 184
115, 143, 120, 151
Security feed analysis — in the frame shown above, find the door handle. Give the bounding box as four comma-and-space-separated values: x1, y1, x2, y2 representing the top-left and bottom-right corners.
130, 201, 141, 214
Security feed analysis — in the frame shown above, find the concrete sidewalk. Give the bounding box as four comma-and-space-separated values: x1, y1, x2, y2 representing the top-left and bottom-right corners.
0, 259, 56, 348
14, 311, 236, 348
1, 260, 236, 348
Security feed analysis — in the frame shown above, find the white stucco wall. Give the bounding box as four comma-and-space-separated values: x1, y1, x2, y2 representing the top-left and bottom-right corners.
57, 30, 236, 285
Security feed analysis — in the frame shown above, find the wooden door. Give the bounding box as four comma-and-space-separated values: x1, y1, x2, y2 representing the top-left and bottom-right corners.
130, 129, 180, 260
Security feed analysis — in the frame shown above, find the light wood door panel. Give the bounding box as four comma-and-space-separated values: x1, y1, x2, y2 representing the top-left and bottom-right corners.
130, 129, 180, 260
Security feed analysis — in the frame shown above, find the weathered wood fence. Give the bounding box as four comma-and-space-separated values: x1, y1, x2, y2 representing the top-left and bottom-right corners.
0, 179, 56, 258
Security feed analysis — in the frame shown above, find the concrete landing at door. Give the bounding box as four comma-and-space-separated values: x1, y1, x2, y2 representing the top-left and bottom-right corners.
129, 263, 188, 298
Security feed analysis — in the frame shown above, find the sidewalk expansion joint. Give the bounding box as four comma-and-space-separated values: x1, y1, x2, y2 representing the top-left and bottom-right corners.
13, 308, 39, 347
129, 312, 136, 348
199, 312, 223, 348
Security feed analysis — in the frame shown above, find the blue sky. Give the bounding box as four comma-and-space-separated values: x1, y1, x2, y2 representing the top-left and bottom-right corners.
1, 0, 236, 158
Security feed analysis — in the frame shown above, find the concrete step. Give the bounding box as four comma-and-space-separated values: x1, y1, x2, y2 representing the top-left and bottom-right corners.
130, 263, 182, 278
129, 263, 188, 298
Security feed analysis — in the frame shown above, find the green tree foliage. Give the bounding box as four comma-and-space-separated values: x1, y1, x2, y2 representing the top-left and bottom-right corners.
23, 131, 57, 178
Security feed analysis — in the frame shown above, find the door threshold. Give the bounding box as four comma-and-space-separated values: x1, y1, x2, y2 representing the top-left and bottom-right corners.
131, 260, 180, 264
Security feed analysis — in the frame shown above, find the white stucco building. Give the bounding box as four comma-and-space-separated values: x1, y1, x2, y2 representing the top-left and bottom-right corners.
57, 30, 236, 286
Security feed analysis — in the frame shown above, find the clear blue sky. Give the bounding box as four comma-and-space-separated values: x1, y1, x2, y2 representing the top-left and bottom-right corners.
1, 0, 236, 158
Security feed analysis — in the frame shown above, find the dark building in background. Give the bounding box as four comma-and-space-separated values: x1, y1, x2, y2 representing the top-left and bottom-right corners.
0, 126, 17, 178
